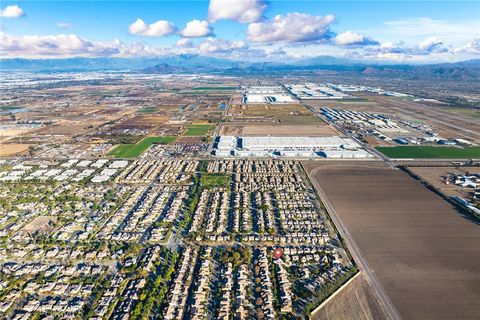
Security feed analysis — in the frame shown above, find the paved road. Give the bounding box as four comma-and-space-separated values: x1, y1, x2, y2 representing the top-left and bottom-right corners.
307, 165, 402, 320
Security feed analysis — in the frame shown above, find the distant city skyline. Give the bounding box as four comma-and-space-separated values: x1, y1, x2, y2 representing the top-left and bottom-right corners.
1, 0, 479, 62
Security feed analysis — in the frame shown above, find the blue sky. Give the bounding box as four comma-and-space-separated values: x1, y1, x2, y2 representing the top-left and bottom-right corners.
1, 1, 479, 62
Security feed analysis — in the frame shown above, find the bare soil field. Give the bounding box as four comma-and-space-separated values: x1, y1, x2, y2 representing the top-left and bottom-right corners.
23, 216, 56, 233
311, 273, 389, 320
230, 104, 311, 117
34, 123, 94, 136
175, 136, 205, 145
219, 124, 338, 136
303, 161, 480, 320
0, 143, 30, 156
0, 127, 34, 139
227, 104, 323, 125
127, 115, 169, 124
408, 166, 480, 198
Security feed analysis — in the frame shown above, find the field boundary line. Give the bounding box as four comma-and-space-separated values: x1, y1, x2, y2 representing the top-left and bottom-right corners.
309, 271, 362, 318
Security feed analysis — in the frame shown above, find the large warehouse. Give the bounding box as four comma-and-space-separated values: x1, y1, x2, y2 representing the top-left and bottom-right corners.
214, 136, 372, 158
285, 83, 352, 100
243, 86, 297, 104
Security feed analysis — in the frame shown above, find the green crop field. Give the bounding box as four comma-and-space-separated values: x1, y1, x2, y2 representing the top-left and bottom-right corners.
0, 106, 22, 111
109, 136, 176, 158
137, 107, 157, 114
201, 174, 230, 188
184, 124, 215, 136
376, 146, 480, 159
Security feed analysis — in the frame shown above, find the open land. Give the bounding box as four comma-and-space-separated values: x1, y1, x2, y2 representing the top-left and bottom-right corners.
219, 124, 338, 136
108, 136, 177, 158
376, 146, 480, 159
227, 104, 321, 125
407, 165, 480, 198
0, 143, 31, 156
303, 160, 480, 320
183, 124, 215, 136
311, 273, 389, 320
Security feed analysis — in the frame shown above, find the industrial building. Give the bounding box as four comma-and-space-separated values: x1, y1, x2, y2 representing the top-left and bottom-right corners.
243, 86, 297, 104
286, 83, 352, 100
214, 136, 372, 159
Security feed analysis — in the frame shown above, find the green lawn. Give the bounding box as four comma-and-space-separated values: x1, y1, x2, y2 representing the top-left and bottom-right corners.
201, 174, 230, 189
376, 146, 480, 159
108, 136, 176, 158
137, 107, 157, 114
183, 124, 215, 136
0, 106, 22, 111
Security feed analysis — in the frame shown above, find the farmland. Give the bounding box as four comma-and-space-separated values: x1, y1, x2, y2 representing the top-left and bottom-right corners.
376, 146, 480, 159
310, 273, 389, 320
183, 124, 215, 136
108, 136, 176, 158
192, 86, 237, 91
304, 161, 480, 320
219, 124, 338, 136
0, 143, 31, 156
137, 107, 158, 114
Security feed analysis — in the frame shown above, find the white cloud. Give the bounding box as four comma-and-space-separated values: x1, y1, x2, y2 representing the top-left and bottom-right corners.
0, 32, 253, 58
247, 13, 335, 43
334, 31, 378, 46
176, 38, 194, 48
57, 22, 73, 29
197, 37, 246, 53
0, 5, 24, 18
369, 17, 480, 47
453, 38, 480, 55
0, 32, 169, 58
180, 20, 213, 38
356, 36, 453, 62
366, 37, 448, 56
208, 0, 267, 23
264, 47, 286, 55
384, 17, 479, 37
128, 18, 176, 37
417, 36, 445, 52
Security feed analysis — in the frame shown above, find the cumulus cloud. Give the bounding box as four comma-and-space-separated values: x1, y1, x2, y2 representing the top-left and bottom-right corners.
356, 36, 453, 62
417, 36, 446, 53
176, 38, 194, 48
453, 38, 480, 55
0, 32, 169, 58
57, 22, 73, 29
367, 37, 448, 56
180, 20, 213, 38
128, 18, 176, 37
0, 4, 24, 18
197, 37, 246, 53
264, 47, 286, 55
208, 0, 268, 23
334, 31, 378, 46
0, 31, 258, 58
247, 13, 335, 43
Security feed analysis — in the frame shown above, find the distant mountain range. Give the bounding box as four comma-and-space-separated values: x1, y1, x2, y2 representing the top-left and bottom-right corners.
1, 55, 479, 80
0, 55, 241, 72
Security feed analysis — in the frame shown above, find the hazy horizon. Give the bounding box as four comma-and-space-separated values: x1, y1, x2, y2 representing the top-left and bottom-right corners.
1, 1, 479, 63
